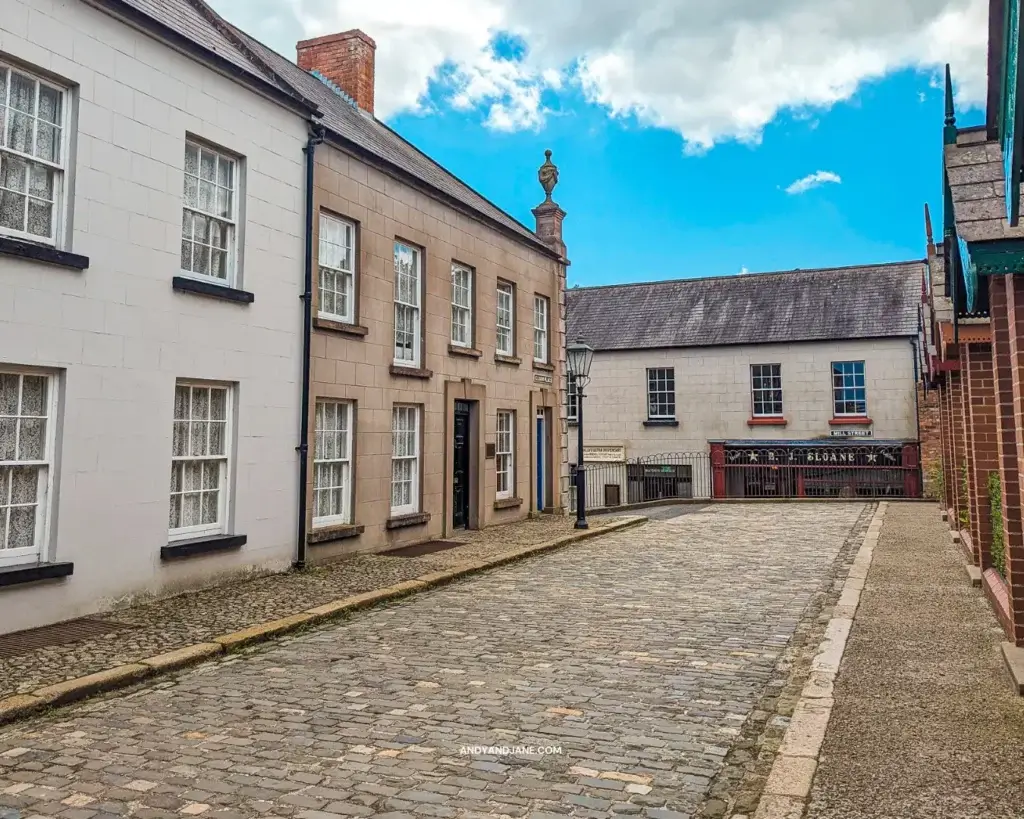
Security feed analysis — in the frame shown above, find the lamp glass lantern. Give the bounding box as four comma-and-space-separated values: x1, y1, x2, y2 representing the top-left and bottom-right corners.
566, 338, 594, 529
566, 338, 594, 386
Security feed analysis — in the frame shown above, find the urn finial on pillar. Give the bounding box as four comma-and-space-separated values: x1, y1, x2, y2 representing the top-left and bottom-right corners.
533, 149, 567, 259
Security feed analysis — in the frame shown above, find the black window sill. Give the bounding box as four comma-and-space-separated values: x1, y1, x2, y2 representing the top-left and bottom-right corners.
389, 364, 433, 380
448, 344, 482, 359
495, 354, 521, 367
0, 561, 74, 588
172, 276, 254, 304
386, 511, 431, 530
643, 419, 680, 427
0, 236, 88, 270
314, 316, 369, 337
493, 497, 524, 510
161, 534, 247, 561
308, 523, 365, 545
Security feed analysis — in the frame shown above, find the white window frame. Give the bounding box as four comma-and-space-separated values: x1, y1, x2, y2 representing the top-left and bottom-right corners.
646, 368, 676, 420
751, 364, 783, 417
394, 242, 422, 368
169, 380, 233, 542
318, 213, 356, 325
496, 410, 515, 500
313, 400, 353, 528
533, 295, 549, 364
180, 139, 239, 287
391, 405, 420, 516
832, 361, 867, 417
567, 374, 578, 422
496, 281, 515, 357
0, 370, 58, 568
0, 60, 69, 247
451, 262, 474, 348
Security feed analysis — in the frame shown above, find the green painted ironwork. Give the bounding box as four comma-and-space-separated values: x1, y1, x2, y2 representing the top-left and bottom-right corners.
961, 238, 1024, 276
944, 65, 958, 145
1003, 0, 1024, 225
957, 234, 977, 312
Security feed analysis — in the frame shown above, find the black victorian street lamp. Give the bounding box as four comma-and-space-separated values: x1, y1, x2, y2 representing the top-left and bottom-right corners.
567, 338, 595, 530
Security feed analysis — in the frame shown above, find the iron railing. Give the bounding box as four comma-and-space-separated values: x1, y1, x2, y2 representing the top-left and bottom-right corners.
720, 443, 920, 498
569, 452, 711, 512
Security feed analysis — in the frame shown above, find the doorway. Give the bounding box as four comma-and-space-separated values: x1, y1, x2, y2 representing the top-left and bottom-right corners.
453, 400, 472, 529
536, 407, 549, 511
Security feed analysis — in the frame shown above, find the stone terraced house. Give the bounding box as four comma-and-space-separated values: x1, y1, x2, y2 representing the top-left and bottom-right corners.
0, 0, 569, 635
565, 264, 925, 505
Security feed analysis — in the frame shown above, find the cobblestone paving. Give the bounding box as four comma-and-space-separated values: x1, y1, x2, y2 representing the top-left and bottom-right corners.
0, 503, 867, 819
1, 516, 618, 699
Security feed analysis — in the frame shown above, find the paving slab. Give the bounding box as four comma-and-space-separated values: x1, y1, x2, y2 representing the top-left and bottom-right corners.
807, 503, 1024, 819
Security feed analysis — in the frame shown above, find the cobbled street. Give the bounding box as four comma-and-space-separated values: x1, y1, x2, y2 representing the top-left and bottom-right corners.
0, 504, 868, 819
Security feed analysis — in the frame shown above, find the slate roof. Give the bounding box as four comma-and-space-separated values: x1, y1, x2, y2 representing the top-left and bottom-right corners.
227, 27, 551, 253
944, 127, 1024, 242
103, 0, 550, 255
566, 262, 924, 352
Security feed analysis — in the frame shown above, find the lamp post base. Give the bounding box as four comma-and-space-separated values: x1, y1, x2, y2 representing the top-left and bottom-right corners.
574, 521, 589, 530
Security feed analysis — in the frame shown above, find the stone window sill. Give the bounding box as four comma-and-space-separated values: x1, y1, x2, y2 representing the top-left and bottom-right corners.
308, 523, 365, 545
386, 511, 431, 530
829, 416, 873, 426
389, 364, 433, 380
173, 275, 254, 304
532, 361, 555, 372
495, 354, 521, 367
314, 316, 369, 337
643, 418, 680, 427
448, 344, 482, 359
161, 534, 247, 561
748, 417, 788, 427
0, 236, 89, 270
494, 497, 523, 510
0, 561, 74, 588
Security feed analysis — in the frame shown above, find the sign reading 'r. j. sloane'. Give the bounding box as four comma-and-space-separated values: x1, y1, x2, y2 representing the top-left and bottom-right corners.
726, 446, 900, 466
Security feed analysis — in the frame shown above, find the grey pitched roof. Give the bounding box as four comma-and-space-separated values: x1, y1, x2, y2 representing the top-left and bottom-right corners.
945, 128, 1024, 242
228, 27, 554, 255
566, 262, 924, 352
109, 0, 307, 104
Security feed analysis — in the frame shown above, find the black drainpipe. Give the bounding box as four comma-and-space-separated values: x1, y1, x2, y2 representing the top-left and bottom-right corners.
295, 125, 325, 570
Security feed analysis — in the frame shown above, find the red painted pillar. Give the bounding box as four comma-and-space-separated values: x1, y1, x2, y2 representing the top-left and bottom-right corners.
710, 443, 725, 499
902, 444, 920, 498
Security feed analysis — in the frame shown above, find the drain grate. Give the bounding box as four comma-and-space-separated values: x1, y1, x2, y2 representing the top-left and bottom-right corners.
386, 540, 463, 558
0, 617, 136, 660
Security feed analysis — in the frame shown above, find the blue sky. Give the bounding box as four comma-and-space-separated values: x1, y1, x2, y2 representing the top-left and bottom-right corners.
210, 0, 989, 288
392, 68, 983, 288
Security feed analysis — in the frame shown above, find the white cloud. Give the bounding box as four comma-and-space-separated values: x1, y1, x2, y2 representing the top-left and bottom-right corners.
785, 170, 843, 194
208, 0, 989, 149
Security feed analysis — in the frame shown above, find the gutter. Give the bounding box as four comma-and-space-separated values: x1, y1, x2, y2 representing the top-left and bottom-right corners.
295, 125, 325, 570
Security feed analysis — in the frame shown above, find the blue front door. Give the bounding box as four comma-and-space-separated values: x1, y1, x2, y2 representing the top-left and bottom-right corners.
536, 410, 546, 510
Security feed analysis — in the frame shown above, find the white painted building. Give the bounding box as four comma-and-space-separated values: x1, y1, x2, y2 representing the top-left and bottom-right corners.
0, 0, 314, 632
566, 263, 925, 502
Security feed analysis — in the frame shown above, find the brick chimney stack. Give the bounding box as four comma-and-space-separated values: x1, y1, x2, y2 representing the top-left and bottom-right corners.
297, 30, 376, 114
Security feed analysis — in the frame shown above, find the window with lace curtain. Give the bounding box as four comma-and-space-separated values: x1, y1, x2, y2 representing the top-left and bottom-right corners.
0, 371, 56, 567
313, 400, 353, 527
181, 140, 238, 285
391, 405, 420, 515
169, 381, 232, 541
0, 62, 66, 245
394, 242, 422, 367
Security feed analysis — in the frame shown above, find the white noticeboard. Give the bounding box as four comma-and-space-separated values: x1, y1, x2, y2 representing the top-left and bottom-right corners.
582, 445, 626, 462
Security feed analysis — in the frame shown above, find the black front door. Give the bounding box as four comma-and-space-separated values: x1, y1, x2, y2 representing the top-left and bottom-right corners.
453, 401, 471, 529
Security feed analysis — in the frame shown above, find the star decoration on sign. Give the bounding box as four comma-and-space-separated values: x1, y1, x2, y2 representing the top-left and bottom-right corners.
749, 452, 759, 462
867, 452, 877, 463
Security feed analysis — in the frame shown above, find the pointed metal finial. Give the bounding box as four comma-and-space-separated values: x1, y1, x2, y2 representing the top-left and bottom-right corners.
924, 203, 934, 247
943, 64, 958, 144
538, 149, 559, 202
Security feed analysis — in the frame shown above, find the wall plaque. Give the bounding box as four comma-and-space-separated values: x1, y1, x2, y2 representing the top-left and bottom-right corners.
533, 371, 553, 385
582, 445, 626, 462
829, 428, 873, 438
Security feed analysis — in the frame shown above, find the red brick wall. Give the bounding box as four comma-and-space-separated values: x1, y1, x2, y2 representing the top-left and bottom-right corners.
964, 342, 998, 568
918, 383, 942, 498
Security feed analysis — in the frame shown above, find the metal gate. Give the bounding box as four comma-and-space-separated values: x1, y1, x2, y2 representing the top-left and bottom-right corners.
713, 441, 921, 499
569, 452, 711, 512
